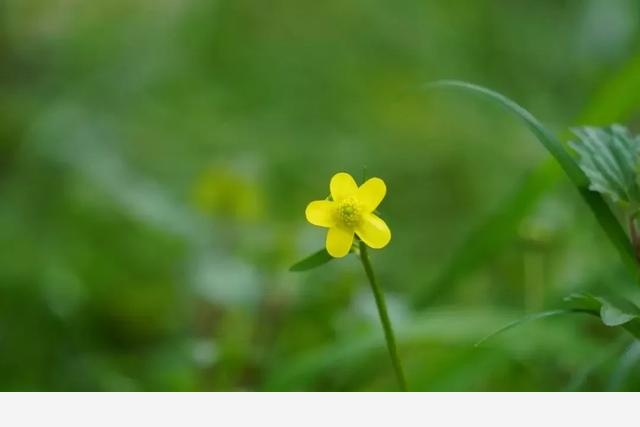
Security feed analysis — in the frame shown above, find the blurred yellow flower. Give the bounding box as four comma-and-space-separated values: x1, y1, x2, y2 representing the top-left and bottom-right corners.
305, 172, 391, 257
192, 167, 263, 222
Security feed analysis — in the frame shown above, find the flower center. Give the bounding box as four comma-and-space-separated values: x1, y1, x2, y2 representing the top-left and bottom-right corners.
336, 198, 362, 228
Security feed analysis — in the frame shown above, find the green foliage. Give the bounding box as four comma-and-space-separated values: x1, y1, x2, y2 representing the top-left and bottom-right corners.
289, 249, 334, 272
3, 0, 640, 391
565, 293, 640, 339
417, 54, 640, 308
426, 81, 638, 280
570, 125, 640, 206
474, 309, 595, 347
263, 308, 605, 391
474, 293, 640, 350
423, 84, 640, 355
427, 81, 585, 182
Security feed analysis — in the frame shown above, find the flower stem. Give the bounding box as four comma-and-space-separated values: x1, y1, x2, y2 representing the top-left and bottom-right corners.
630, 212, 640, 264
358, 240, 408, 391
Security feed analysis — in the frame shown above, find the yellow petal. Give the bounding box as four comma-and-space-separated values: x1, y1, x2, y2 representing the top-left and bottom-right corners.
326, 227, 354, 257
356, 213, 391, 249
330, 172, 358, 202
356, 177, 386, 212
305, 200, 336, 227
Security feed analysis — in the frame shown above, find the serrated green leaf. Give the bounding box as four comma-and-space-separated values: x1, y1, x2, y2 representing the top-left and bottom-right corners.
565, 293, 640, 338
289, 248, 333, 272
570, 125, 640, 205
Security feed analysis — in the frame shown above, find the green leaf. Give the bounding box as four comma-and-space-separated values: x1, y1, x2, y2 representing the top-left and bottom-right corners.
580, 54, 640, 125
602, 302, 638, 326
289, 248, 334, 272
474, 293, 640, 350
262, 308, 604, 391
570, 125, 640, 205
414, 162, 560, 306
427, 80, 585, 182
415, 59, 640, 308
565, 293, 640, 338
425, 80, 638, 281
474, 309, 596, 347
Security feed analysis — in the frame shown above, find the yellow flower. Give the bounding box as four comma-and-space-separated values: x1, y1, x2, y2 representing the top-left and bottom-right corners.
305, 172, 392, 258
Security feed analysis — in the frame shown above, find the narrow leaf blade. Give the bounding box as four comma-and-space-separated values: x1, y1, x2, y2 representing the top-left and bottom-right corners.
415, 61, 640, 308
426, 80, 638, 280
289, 248, 334, 272
474, 309, 596, 347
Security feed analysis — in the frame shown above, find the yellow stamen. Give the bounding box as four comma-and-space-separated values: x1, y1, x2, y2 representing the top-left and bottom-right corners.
336, 197, 362, 228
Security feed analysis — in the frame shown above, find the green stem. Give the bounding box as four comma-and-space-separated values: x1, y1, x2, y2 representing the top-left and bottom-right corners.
358, 240, 408, 391
629, 215, 640, 263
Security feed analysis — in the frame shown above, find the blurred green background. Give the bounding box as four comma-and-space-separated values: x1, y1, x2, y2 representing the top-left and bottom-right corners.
2, 0, 640, 391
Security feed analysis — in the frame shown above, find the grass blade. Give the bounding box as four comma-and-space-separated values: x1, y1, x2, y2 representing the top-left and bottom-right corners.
426, 80, 638, 281
580, 54, 640, 125
262, 308, 602, 390
415, 56, 640, 307
474, 309, 597, 347
427, 80, 585, 181
607, 341, 640, 391
414, 161, 559, 305
565, 335, 629, 391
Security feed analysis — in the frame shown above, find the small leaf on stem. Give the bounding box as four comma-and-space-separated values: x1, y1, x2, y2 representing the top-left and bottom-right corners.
289, 248, 334, 272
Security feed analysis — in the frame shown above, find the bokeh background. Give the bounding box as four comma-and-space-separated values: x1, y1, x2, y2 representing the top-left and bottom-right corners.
2, 0, 640, 391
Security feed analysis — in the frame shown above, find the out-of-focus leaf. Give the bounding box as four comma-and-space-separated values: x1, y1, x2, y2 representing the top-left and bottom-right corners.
474, 309, 596, 347
580, 54, 640, 125
414, 162, 559, 305
565, 293, 640, 338
476, 292, 640, 347
262, 308, 603, 391
607, 341, 640, 391
289, 249, 334, 272
569, 125, 640, 205
565, 335, 630, 391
